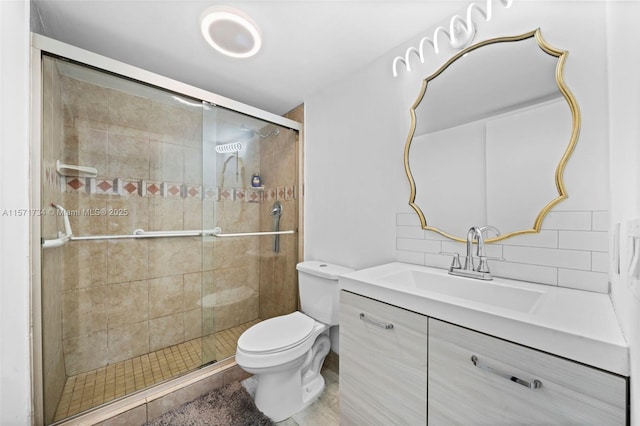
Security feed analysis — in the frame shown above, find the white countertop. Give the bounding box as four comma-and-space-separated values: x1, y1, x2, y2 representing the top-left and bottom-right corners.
339, 262, 629, 376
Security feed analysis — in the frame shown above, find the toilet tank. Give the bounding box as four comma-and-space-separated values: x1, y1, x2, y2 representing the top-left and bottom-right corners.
296, 261, 354, 326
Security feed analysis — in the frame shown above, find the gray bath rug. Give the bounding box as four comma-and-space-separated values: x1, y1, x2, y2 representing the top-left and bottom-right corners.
145, 381, 274, 426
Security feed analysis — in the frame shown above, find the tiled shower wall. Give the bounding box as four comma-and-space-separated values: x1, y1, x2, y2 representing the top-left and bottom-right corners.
396, 210, 609, 293
258, 123, 300, 320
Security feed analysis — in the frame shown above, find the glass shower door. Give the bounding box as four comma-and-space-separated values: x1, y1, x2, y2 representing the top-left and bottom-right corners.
40, 55, 214, 424
201, 105, 300, 362
40, 52, 300, 425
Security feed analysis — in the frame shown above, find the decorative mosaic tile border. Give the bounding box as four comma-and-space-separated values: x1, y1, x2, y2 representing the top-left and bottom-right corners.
43, 163, 296, 202
263, 186, 296, 202
59, 174, 295, 203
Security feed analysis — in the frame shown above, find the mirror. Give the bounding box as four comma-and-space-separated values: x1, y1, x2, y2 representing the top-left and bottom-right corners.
404, 29, 580, 242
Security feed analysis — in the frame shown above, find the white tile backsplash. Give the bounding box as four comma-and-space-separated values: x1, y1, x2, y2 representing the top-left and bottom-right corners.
395, 210, 610, 294
396, 226, 426, 239
558, 230, 608, 252
501, 230, 559, 248
592, 211, 609, 232
424, 252, 455, 270
397, 237, 441, 253
397, 250, 426, 265
490, 261, 559, 286
423, 231, 451, 241
502, 246, 592, 269
592, 251, 609, 273
558, 268, 609, 293
541, 211, 592, 230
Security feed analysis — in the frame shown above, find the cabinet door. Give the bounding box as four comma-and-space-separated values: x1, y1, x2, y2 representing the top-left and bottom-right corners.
428, 319, 627, 425
340, 291, 428, 425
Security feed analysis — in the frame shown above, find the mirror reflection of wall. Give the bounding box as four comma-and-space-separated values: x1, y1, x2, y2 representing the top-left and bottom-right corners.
414, 98, 572, 238
412, 123, 486, 236
406, 30, 579, 241
486, 99, 571, 234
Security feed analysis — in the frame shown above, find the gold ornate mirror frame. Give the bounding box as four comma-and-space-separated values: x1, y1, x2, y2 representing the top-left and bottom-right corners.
404, 29, 581, 243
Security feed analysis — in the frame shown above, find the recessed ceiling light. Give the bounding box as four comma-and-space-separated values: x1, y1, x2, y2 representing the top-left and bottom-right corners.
200, 6, 262, 59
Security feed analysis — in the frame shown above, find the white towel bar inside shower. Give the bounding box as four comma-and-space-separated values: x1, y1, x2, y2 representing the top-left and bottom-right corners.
41, 207, 296, 248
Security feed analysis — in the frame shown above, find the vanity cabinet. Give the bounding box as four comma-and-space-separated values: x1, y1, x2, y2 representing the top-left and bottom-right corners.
339, 291, 428, 425
428, 319, 628, 425
339, 290, 628, 425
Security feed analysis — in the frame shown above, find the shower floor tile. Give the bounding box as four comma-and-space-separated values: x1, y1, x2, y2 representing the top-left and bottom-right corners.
53, 319, 261, 422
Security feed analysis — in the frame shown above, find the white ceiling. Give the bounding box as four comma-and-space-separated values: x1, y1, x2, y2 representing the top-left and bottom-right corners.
32, 0, 470, 115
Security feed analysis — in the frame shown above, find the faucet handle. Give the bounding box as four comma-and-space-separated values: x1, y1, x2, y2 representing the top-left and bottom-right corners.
476, 255, 505, 273
439, 252, 462, 270
477, 256, 490, 273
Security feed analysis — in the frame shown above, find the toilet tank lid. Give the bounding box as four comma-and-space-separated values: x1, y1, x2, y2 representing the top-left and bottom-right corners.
296, 261, 354, 280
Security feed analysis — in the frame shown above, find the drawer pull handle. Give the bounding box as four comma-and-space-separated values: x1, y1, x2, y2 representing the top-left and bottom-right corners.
471, 355, 542, 390
359, 313, 394, 330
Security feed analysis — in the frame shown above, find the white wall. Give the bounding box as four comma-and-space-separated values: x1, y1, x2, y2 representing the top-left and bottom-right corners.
0, 0, 33, 424
607, 2, 640, 424
304, 56, 406, 269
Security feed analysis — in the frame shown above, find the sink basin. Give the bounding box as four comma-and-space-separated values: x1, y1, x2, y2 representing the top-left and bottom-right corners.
378, 269, 543, 313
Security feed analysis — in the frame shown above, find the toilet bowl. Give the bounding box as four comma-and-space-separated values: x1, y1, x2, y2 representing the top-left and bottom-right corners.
236, 312, 331, 421
235, 261, 353, 422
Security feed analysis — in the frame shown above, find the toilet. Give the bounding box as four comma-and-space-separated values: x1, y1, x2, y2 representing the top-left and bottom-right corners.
235, 260, 353, 422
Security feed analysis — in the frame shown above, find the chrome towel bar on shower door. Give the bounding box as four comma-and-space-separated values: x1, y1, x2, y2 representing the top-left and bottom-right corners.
41, 207, 297, 248
133, 227, 296, 238
42, 228, 220, 247
44, 228, 296, 244
70, 229, 220, 241
211, 228, 295, 238
43, 227, 296, 247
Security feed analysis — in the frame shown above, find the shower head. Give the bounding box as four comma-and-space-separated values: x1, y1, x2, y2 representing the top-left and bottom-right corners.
263, 128, 280, 138
241, 125, 280, 138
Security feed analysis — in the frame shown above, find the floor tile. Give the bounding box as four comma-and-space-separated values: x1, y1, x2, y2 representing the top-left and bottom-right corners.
54, 319, 260, 422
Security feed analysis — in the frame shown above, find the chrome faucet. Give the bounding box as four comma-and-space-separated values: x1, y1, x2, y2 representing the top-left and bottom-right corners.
476, 225, 500, 272
463, 226, 481, 271
449, 225, 501, 280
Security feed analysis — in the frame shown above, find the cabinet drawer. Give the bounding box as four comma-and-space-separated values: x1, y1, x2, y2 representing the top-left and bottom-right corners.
340, 291, 428, 425
428, 319, 627, 425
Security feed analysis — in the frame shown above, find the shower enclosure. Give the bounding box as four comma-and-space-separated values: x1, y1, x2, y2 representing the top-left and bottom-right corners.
36, 43, 300, 424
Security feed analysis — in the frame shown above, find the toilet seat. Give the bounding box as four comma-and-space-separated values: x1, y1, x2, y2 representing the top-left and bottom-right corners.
238, 312, 315, 354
